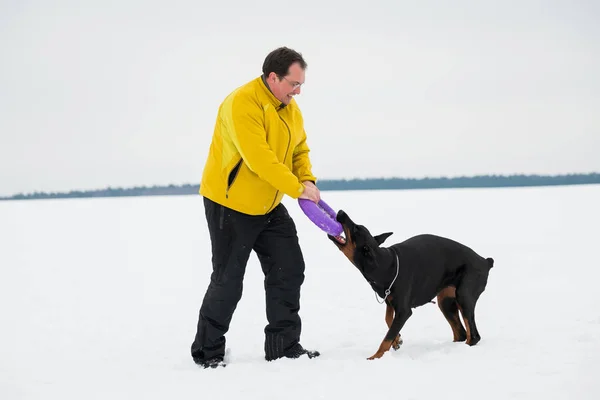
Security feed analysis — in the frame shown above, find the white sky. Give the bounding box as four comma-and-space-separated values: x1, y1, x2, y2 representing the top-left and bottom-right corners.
1, 0, 599, 196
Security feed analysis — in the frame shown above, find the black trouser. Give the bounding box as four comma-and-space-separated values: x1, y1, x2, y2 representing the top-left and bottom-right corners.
191, 197, 306, 361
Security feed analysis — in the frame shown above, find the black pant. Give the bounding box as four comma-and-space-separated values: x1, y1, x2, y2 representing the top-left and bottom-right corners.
191, 197, 306, 361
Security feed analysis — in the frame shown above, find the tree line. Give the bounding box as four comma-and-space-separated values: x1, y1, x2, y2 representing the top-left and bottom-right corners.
2, 173, 600, 201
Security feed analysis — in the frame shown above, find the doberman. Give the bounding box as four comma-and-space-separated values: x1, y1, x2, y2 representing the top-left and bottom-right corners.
328, 210, 494, 360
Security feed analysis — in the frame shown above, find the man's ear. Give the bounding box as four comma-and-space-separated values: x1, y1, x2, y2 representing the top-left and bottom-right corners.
374, 232, 393, 245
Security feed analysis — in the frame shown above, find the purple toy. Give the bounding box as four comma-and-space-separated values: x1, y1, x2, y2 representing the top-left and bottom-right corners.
298, 198, 343, 236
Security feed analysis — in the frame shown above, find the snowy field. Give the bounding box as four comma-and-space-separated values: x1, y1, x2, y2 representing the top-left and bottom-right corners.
1, 184, 599, 399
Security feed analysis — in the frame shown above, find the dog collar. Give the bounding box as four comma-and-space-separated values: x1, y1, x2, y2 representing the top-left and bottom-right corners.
374, 251, 400, 304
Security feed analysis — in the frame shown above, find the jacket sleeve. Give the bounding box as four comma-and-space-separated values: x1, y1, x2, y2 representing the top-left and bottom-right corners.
292, 129, 317, 184
224, 95, 305, 199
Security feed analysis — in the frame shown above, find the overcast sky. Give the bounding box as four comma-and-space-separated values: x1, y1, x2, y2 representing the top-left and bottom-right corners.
1, 0, 599, 196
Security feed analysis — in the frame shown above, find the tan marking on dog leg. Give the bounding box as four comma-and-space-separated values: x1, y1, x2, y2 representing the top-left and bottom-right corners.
392, 335, 403, 350
385, 303, 394, 327
463, 316, 473, 345
385, 304, 402, 350
437, 292, 460, 341
437, 287, 466, 342
367, 339, 393, 360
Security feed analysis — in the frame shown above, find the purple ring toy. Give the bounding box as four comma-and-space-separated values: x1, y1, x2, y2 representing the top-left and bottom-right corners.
298, 198, 343, 236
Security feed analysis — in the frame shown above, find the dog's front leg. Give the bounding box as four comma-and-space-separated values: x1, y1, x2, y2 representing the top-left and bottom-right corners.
385, 302, 402, 350
369, 307, 412, 360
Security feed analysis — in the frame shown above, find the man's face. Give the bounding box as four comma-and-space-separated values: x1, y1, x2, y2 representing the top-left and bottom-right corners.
267, 62, 305, 105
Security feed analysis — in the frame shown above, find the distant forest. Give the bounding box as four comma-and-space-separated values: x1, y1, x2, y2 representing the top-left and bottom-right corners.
2, 173, 600, 201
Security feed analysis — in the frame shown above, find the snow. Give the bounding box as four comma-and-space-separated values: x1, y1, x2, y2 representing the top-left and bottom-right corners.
1, 184, 599, 399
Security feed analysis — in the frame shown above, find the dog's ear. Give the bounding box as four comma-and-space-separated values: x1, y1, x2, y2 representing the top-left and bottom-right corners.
374, 232, 393, 245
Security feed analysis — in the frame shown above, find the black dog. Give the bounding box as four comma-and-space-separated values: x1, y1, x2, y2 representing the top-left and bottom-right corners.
328, 210, 494, 360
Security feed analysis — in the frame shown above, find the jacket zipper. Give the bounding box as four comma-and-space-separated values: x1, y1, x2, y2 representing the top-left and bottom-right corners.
225, 159, 243, 199
266, 115, 291, 213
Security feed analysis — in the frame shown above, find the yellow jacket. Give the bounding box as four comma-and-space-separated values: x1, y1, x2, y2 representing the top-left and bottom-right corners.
199, 76, 317, 215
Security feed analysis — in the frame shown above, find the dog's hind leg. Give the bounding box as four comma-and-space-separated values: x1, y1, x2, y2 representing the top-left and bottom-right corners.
455, 272, 487, 346
436, 286, 467, 342
385, 301, 403, 350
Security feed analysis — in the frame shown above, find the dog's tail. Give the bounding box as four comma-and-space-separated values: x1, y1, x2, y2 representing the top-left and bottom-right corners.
486, 257, 494, 269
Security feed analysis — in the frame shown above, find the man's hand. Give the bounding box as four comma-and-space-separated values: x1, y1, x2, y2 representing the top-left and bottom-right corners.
299, 181, 320, 203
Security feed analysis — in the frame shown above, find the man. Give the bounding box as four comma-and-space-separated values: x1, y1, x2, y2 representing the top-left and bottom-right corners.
191, 47, 321, 368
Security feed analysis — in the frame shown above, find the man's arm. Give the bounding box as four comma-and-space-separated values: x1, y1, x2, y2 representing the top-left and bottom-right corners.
293, 129, 320, 202
292, 129, 317, 184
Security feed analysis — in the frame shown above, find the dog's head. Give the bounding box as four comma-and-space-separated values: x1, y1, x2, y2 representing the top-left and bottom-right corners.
327, 210, 393, 274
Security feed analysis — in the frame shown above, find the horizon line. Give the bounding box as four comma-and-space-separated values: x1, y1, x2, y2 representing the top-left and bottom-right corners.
2, 172, 600, 200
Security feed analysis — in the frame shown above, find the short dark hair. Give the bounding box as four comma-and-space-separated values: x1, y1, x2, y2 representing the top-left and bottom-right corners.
262, 47, 307, 77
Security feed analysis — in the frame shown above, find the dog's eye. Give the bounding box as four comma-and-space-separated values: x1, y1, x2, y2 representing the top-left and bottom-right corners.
362, 245, 371, 255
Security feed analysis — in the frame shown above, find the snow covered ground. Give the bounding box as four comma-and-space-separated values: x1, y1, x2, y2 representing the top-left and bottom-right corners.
1, 184, 599, 399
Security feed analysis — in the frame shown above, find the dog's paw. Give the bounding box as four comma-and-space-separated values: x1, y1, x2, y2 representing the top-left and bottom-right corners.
367, 351, 385, 360
466, 335, 481, 346
392, 336, 403, 350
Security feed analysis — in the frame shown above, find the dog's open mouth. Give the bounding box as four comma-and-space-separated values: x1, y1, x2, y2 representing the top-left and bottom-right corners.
328, 215, 348, 246
333, 234, 346, 245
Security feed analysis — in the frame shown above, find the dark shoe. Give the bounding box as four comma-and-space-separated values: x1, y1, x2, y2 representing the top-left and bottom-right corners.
266, 343, 320, 361
194, 355, 226, 369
